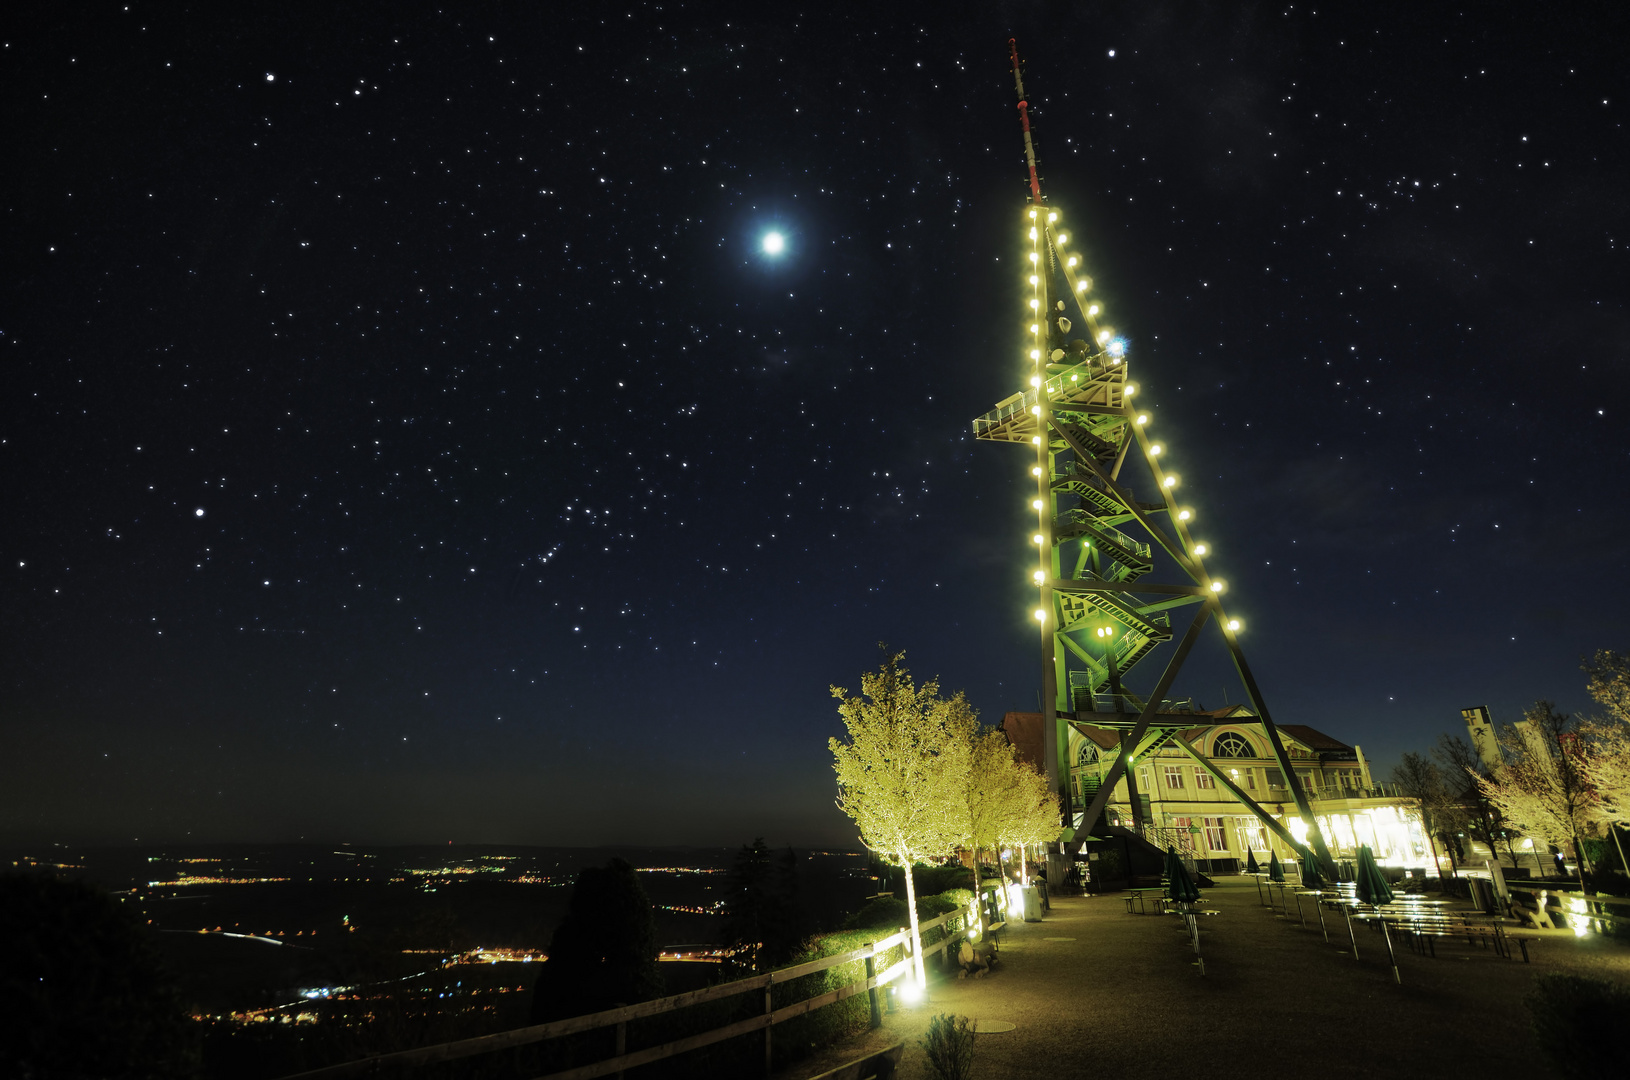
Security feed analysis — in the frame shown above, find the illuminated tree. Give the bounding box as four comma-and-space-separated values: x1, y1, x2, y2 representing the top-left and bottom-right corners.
1390, 752, 1459, 878
994, 748, 1061, 885
830, 650, 976, 991
1433, 732, 1520, 866
1478, 703, 1594, 892
1581, 650, 1630, 869
963, 727, 1015, 885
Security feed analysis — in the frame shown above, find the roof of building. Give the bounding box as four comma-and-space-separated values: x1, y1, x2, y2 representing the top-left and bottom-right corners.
1276, 724, 1355, 754
999, 711, 1358, 765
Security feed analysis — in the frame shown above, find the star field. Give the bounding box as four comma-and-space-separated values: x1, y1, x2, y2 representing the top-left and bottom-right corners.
2, 3, 1626, 846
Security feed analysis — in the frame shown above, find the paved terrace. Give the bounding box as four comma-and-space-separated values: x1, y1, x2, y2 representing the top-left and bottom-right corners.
779, 879, 1630, 1079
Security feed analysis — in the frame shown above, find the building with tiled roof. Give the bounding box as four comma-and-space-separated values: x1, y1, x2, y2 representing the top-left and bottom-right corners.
999, 708, 1431, 873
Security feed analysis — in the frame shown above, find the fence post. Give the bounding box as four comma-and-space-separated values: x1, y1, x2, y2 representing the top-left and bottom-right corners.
763, 973, 774, 1076
864, 945, 881, 1029
614, 1019, 627, 1080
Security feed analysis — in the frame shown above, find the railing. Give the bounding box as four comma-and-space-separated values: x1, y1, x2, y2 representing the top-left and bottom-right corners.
972, 359, 1125, 438
277, 911, 968, 1080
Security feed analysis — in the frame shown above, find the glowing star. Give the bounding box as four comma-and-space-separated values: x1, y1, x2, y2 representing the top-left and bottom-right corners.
194, 508, 205, 517
761, 231, 785, 255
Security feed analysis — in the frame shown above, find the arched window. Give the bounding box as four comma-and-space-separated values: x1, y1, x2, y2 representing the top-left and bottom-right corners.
1212, 732, 1253, 759
1076, 743, 1101, 767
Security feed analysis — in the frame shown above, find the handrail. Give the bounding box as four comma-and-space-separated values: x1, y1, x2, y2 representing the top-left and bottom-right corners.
276, 911, 962, 1080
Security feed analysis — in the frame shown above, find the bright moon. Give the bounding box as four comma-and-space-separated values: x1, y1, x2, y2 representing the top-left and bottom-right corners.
762, 231, 785, 255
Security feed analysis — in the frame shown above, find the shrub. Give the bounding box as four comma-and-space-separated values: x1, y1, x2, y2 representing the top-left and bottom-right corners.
1525, 973, 1630, 1074
843, 896, 910, 931
921, 1013, 976, 1080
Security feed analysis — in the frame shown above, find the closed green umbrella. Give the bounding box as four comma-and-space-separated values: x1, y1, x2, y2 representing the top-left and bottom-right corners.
1296, 848, 1326, 938
1165, 847, 1205, 974
1300, 850, 1324, 889
1246, 849, 1266, 905
1165, 847, 1200, 904
1355, 844, 1400, 983
1354, 844, 1394, 906
1268, 850, 1285, 882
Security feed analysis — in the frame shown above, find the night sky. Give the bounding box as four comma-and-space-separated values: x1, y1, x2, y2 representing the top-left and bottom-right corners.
4, 4, 1626, 847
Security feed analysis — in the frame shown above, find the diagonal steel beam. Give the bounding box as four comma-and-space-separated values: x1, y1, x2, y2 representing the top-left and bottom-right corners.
1070, 603, 1212, 838
1216, 627, 1337, 878
1168, 731, 1313, 861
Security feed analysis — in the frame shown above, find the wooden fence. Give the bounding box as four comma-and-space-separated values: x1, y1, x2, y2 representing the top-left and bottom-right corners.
279, 910, 970, 1080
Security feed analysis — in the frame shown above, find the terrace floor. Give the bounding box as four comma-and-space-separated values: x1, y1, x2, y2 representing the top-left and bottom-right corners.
778, 878, 1630, 1080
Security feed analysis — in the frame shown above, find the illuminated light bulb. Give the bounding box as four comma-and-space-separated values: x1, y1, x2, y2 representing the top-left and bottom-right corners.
1067, 256, 1079, 267
1029, 227, 1038, 240
1030, 324, 1039, 334
1047, 212, 1057, 223
1029, 210, 1038, 219
1077, 281, 1089, 291
1057, 233, 1068, 244
1029, 252, 1039, 263
1098, 330, 1112, 343
1088, 304, 1101, 317
1070, 374, 1078, 382
1137, 414, 1148, 424
1032, 499, 1044, 510
1149, 444, 1161, 455
1210, 580, 1224, 592
1030, 350, 1040, 360
1030, 405, 1041, 416
1033, 534, 1044, 544
1035, 609, 1047, 622
1029, 299, 1040, 310
1193, 543, 1208, 555
1032, 436, 1041, 445
1029, 275, 1038, 285
1163, 476, 1176, 488
1030, 375, 1041, 387
1178, 509, 1191, 521
1228, 619, 1241, 631
1124, 385, 1136, 398
1031, 466, 1042, 476
1033, 570, 1046, 583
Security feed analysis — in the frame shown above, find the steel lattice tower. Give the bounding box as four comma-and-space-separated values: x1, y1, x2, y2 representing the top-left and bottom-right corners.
974, 41, 1336, 876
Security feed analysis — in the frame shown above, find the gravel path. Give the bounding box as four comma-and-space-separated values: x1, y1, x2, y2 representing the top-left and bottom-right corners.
778, 878, 1630, 1079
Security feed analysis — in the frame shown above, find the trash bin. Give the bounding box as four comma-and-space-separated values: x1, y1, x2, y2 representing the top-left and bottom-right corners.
1021, 885, 1043, 922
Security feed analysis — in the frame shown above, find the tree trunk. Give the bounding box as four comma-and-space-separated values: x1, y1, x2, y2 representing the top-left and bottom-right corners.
1423, 813, 1447, 885
1572, 830, 1593, 896
900, 855, 926, 990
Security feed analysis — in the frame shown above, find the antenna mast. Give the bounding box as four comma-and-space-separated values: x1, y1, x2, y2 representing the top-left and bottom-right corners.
1008, 38, 1043, 201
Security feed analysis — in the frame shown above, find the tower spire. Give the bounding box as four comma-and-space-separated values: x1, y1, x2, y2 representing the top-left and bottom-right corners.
1008, 38, 1043, 201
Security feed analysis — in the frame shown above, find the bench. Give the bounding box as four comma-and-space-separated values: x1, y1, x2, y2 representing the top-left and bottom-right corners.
807, 1042, 905, 1080
1351, 912, 1536, 963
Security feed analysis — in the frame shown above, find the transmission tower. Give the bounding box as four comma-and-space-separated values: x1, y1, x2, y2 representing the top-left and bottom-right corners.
974, 40, 1336, 876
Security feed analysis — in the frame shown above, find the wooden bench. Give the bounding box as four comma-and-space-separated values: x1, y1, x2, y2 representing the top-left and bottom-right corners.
807, 1041, 905, 1080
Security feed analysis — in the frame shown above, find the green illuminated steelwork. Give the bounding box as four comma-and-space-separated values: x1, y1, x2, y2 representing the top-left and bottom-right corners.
978, 39, 1336, 878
